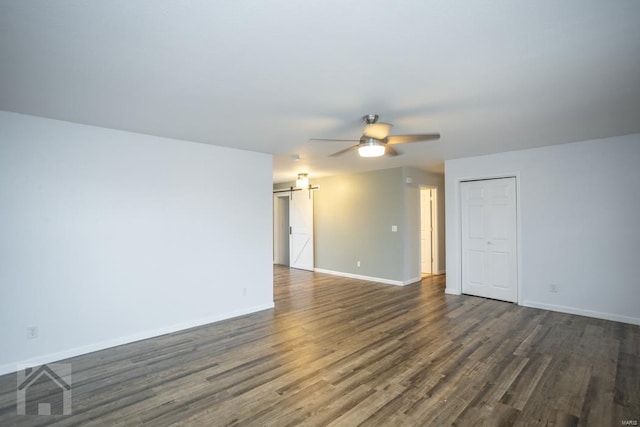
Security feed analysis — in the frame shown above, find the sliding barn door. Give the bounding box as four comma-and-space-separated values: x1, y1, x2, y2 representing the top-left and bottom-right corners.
289, 190, 314, 271
461, 178, 517, 302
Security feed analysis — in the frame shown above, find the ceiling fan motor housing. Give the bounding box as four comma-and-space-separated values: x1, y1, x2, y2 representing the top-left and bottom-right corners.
359, 136, 385, 145
363, 114, 379, 124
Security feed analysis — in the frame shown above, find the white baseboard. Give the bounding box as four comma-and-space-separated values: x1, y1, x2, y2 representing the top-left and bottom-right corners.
404, 276, 423, 286
521, 300, 640, 326
445, 288, 461, 295
0, 303, 274, 376
314, 268, 419, 286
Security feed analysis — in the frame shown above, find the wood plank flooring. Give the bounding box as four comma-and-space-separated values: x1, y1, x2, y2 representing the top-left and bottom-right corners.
0, 266, 638, 426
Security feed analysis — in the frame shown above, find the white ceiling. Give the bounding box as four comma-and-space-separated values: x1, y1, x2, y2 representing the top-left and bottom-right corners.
1, 1, 639, 183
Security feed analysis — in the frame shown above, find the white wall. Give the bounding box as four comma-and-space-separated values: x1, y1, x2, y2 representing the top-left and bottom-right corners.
0, 111, 274, 374
445, 133, 640, 325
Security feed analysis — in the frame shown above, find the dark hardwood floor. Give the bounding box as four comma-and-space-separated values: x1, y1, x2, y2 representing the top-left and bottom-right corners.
1, 266, 638, 426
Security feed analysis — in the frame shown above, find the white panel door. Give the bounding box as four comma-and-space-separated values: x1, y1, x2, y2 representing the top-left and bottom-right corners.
461, 178, 517, 302
289, 190, 314, 271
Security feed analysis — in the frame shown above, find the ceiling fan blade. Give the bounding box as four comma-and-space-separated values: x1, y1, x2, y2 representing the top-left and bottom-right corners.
363, 123, 393, 139
309, 138, 360, 143
385, 145, 399, 157
386, 133, 440, 145
329, 145, 358, 157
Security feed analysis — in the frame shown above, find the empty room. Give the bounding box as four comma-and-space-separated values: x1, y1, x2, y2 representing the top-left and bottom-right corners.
1, 1, 639, 426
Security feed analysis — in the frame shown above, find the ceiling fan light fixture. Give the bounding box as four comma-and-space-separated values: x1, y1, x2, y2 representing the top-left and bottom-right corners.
358, 140, 386, 157
311, 114, 440, 158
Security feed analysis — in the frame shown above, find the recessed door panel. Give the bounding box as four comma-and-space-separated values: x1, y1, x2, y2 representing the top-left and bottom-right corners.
467, 186, 485, 203
468, 250, 485, 285
488, 251, 510, 289
468, 206, 485, 239
489, 182, 512, 201
487, 204, 511, 241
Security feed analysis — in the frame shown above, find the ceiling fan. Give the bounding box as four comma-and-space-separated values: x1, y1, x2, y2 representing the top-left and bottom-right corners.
310, 114, 440, 157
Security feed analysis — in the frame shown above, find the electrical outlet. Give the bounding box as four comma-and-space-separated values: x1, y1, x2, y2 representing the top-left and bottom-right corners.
357, 261, 361, 267
549, 284, 559, 293
242, 288, 247, 297
27, 326, 38, 339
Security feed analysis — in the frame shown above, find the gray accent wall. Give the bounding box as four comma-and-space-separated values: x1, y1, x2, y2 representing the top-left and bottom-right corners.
276, 167, 446, 284
314, 168, 405, 281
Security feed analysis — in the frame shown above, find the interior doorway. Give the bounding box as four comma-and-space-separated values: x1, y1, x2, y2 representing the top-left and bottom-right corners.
273, 194, 290, 266
273, 190, 314, 271
420, 187, 438, 276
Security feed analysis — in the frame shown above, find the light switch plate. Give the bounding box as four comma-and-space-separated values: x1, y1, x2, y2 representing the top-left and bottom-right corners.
391, 225, 398, 232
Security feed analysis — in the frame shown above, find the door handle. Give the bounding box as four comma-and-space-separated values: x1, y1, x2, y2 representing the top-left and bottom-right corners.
289, 226, 292, 235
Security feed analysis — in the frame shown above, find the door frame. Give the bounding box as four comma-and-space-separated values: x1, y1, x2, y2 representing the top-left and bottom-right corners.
419, 186, 438, 275
273, 193, 290, 265
460, 177, 517, 302
450, 172, 523, 305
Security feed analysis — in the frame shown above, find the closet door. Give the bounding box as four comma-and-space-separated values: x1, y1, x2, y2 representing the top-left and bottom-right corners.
461, 178, 517, 302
